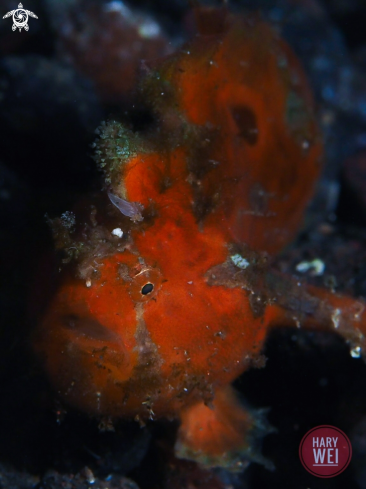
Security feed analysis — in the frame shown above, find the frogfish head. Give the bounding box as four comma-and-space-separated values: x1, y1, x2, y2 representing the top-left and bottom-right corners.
34, 186, 266, 421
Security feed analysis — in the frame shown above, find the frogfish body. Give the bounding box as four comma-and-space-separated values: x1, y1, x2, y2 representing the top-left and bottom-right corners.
34, 8, 366, 470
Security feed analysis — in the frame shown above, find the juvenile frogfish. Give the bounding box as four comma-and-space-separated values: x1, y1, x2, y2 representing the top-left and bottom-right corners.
34, 6, 366, 470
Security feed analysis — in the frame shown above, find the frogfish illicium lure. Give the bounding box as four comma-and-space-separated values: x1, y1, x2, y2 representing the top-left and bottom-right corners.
34, 6, 366, 470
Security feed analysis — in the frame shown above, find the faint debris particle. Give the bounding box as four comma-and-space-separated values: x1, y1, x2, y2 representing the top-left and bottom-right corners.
138, 20, 161, 39
295, 258, 325, 276
302, 139, 310, 150
103, 0, 131, 16
230, 253, 250, 269
60, 210, 76, 230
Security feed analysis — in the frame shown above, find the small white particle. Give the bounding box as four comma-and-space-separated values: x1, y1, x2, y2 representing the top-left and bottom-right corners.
296, 258, 325, 276
230, 253, 250, 269
351, 346, 362, 359
86, 279, 92, 288
112, 227, 124, 238
331, 308, 341, 329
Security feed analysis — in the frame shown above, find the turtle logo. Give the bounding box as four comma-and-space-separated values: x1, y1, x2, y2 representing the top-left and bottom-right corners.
3, 3, 38, 32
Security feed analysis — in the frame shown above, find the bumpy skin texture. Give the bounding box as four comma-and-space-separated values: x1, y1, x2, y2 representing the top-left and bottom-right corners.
34, 10, 366, 470
141, 16, 322, 255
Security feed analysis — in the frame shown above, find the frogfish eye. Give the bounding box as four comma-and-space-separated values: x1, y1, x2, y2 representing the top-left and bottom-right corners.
141, 283, 154, 295
127, 266, 163, 302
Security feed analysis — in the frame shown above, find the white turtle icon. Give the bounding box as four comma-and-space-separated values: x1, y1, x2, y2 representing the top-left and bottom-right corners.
3, 3, 38, 31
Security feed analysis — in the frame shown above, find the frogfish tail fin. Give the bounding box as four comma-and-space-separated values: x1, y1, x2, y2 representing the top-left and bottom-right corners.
175, 385, 274, 471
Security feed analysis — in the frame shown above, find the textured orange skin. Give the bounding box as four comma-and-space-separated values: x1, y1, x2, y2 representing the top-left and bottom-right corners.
38, 148, 280, 418
36, 13, 320, 418
34, 12, 366, 466
143, 17, 322, 255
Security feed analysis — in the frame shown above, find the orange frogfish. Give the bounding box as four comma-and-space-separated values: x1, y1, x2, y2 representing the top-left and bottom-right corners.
34, 6, 366, 470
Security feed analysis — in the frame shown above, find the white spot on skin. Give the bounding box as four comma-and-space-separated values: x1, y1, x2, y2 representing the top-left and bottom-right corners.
352, 302, 365, 322
295, 258, 325, 276
112, 227, 123, 238
331, 308, 341, 329
230, 254, 250, 269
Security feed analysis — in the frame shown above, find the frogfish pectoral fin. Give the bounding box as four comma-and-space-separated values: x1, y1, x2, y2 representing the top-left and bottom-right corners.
175, 385, 274, 471
264, 271, 366, 358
